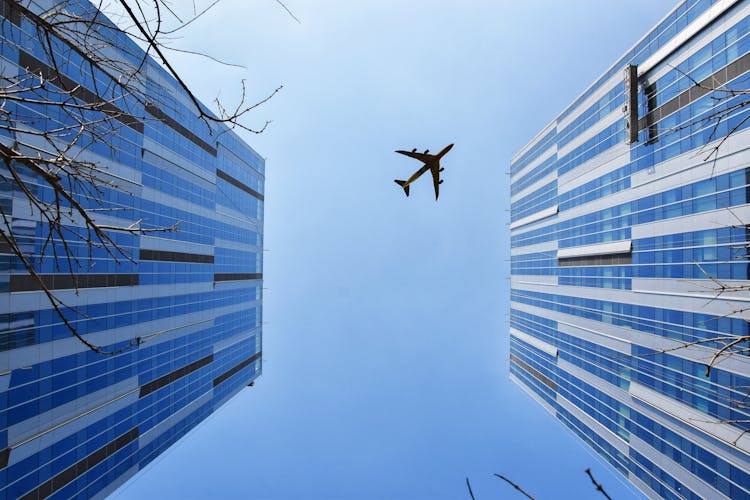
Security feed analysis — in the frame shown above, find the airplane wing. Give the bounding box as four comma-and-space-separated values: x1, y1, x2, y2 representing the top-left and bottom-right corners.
431, 165, 441, 200
395, 150, 434, 162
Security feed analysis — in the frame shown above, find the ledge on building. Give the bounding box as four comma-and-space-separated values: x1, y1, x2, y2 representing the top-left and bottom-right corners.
557, 239, 632, 260
510, 205, 559, 231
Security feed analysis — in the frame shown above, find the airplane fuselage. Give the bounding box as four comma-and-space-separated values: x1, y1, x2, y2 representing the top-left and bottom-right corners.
394, 143, 453, 200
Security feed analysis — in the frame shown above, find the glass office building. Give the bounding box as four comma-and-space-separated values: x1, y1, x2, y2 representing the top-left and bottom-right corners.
510, 1, 750, 498
0, 1, 263, 498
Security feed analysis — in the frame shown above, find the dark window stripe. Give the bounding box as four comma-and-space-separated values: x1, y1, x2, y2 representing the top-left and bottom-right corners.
639, 52, 750, 132
214, 273, 262, 282
216, 169, 264, 201
19, 427, 138, 500
139, 354, 214, 398
213, 351, 262, 387
19, 51, 144, 134
0, 447, 9, 468
140, 248, 214, 264
644, 81, 659, 142
0, 0, 22, 25
510, 354, 557, 392
10, 273, 139, 292
558, 254, 632, 267
145, 103, 217, 156
9, 0, 137, 123
624, 65, 638, 143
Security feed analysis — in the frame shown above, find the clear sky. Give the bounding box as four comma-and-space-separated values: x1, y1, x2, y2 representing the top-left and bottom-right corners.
115, 1, 673, 499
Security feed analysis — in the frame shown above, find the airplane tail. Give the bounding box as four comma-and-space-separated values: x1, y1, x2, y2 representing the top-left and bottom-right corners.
394, 179, 409, 197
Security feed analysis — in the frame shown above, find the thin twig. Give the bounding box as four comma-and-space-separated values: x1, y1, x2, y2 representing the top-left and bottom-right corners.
465, 477, 476, 500
585, 468, 612, 500
494, 473, 535, 500
274, 0, 301, 23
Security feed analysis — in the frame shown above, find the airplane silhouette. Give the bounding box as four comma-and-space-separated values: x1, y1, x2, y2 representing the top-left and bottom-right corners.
394, 143, 454, 200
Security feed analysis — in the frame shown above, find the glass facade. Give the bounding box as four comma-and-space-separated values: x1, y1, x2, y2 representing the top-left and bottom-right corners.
0, 1, 263, 498
510, 1, 750, 498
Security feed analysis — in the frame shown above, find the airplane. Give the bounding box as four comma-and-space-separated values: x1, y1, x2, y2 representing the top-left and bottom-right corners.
394, 143, 454, 200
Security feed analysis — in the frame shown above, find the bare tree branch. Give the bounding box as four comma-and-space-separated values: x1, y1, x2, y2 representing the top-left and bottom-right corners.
0, 0, 279, 355
646, 63, 750, 174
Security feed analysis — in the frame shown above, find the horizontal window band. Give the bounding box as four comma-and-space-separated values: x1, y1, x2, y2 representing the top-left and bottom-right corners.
214, 273, 262, 282
213, 351, 262, 387
509, 354, 557, 392
145, 103, 217, 157
639, 51, 750, 133
638, 0, 742, 75
139, 248, 214, 264
18, 427, 139, 500
0, 0, 22, 26
10, 273, 139, 292
139, 354, 214, 398
10, 387, 140, 452
557, 240, 632, 259
629, 382, 750, 455
558, 254, 633, 267
216, 169, 264, 201
18, 51, 144, 134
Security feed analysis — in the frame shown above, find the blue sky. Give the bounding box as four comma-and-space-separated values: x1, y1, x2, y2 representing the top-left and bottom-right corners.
115, 1, 673, 498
